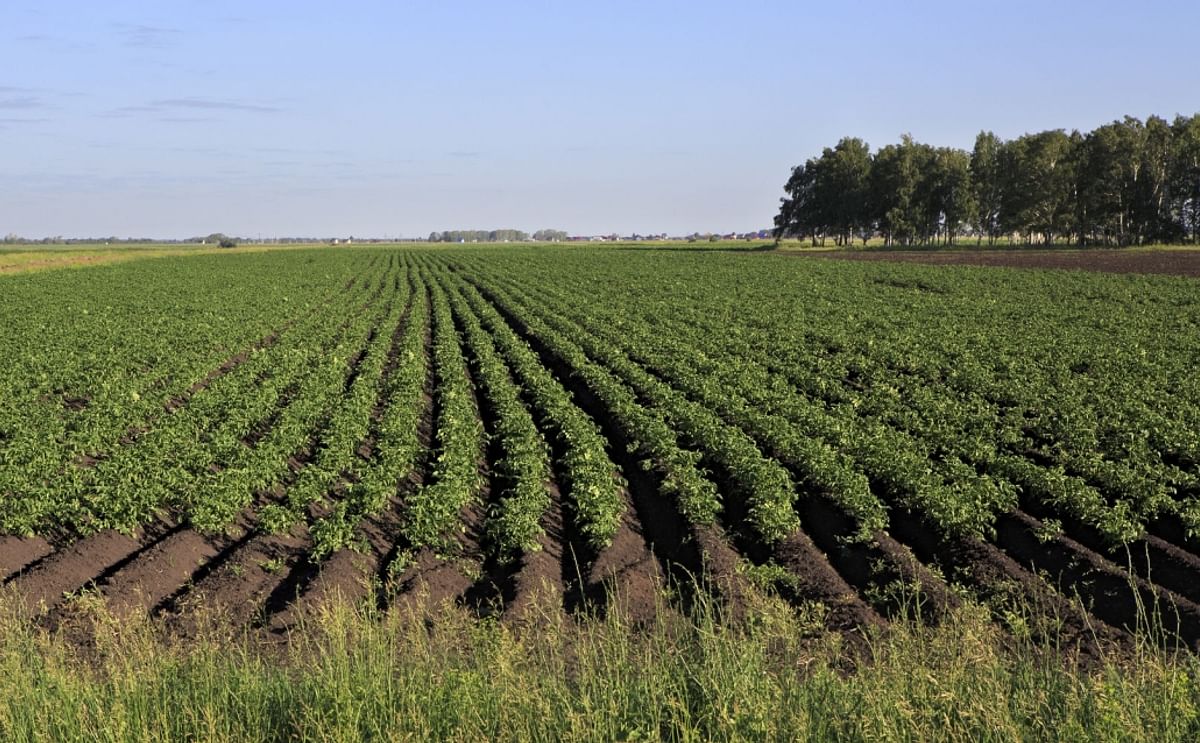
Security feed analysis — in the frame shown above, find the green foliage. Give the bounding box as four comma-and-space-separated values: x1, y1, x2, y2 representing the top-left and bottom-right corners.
441, 246, 1200, 548
1, 244, 1197, 567
429, 229, 530, 243
401, 274, 485, 550
438, 272, 552, 560
778, 111, 1200, 246
309, 502, 363, 561
455, 281, 624, 548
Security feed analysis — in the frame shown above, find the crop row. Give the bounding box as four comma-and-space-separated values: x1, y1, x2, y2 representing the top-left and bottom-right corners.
447, 274, 801, 545
450, 280, 623, 549
434, 267, 724, 531
400, 269, 486, 550
434, 269, 551, 560
444, 249, 1200, 548
258, 260, 413, 540
473, 264, 1002, 539
0, 255, 386, 535
5, 245, 1199, 590
318, 261, 433, 555
0, 252, 378, 499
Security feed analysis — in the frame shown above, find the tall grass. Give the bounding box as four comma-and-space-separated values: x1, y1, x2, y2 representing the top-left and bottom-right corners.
0, 588, 1195, 742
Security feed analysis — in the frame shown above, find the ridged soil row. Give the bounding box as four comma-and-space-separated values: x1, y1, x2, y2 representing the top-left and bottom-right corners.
444, 274, 666, 625
61, 263, 396, 626
384, 270, 488, 618
268, 263, 431, 630
995, 509, 1200, 649
455, 265, 1135, 651
444, 270, 728, 619
1016, 488, 1200, 611
0, 259, 381, 584
879, 502, 1138, 660
8, 272, 383, 618
371, 279, 438, 609
439, 272, 568, 624
154, 266, 401, 633
459, 268, 909, 631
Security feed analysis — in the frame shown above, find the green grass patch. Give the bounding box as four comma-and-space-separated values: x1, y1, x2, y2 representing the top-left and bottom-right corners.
0, 590, 1196, 741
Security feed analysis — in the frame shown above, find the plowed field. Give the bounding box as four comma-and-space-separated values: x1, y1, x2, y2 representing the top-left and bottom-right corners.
2, 246, 1199, 658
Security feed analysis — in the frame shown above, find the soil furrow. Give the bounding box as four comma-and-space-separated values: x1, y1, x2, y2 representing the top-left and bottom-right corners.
881, 503, 1132, 658
770, 528, 885, 633
386, 276, 487, 617
763, 490, 956, 624
1021, 496, 1200, 609
994, 509, 1200, 649
0, 536, 53, 582
8, 521, 177, 613
455, 353, 509, 617
375, 282, 437, 609
580, 489, 668, 625
467, 281, 710, 607
91, 529, 228, 620
462, 271, 952, 624
268, 489, 412, 632
163, 281, 396, 632
165, 506, 312, 633
266, 277, 424, 630
389, 499, 486, 618
502, 480, 567, 625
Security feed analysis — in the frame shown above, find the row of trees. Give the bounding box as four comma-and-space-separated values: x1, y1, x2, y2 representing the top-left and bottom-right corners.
2, 234, 160, 245
427, 229, 569, 243
774, 114, 1200, 247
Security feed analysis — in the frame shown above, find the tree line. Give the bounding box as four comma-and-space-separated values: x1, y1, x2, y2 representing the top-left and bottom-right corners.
774, 113, 1200, 247
427, 229, 569, 243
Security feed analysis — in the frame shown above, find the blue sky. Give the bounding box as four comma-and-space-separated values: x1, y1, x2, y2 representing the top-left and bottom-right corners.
2, 0, 1198, 238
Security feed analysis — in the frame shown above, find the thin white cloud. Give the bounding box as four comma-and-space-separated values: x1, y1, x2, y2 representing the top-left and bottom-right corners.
151, 97, 282, 113
0, 96, 44, 110
116, 24, 182, 49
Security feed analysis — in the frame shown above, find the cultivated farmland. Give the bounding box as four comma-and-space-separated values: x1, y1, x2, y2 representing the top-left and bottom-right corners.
2, 245, 1200, 656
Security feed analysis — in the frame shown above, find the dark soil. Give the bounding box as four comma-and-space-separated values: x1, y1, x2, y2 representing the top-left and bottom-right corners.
97, 529, 224, 620
771, 528, 884, 633
798, 248, 1200, 278
0, 536, 53, 581
9, 523, 175, 612
995, 509, 1200, 649
581, 488, 666, 626
502, 482, 567, 625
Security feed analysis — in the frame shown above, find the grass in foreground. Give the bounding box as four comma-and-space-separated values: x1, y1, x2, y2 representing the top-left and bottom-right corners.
0, 588, 1196, 742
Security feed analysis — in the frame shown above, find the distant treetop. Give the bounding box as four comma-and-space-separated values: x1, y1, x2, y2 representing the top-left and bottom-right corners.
426, 229, 560, 243
775, 113, 1200, 247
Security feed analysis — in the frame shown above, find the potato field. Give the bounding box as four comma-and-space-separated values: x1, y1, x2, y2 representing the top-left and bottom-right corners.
2, 245, 1200, 654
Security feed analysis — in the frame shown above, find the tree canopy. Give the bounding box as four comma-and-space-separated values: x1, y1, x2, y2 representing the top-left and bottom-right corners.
428, 229, 530, 243
775, 113, 1200, 246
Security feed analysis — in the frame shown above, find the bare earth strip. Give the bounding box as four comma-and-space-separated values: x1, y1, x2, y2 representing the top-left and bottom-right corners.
789, 248, 1200, 277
